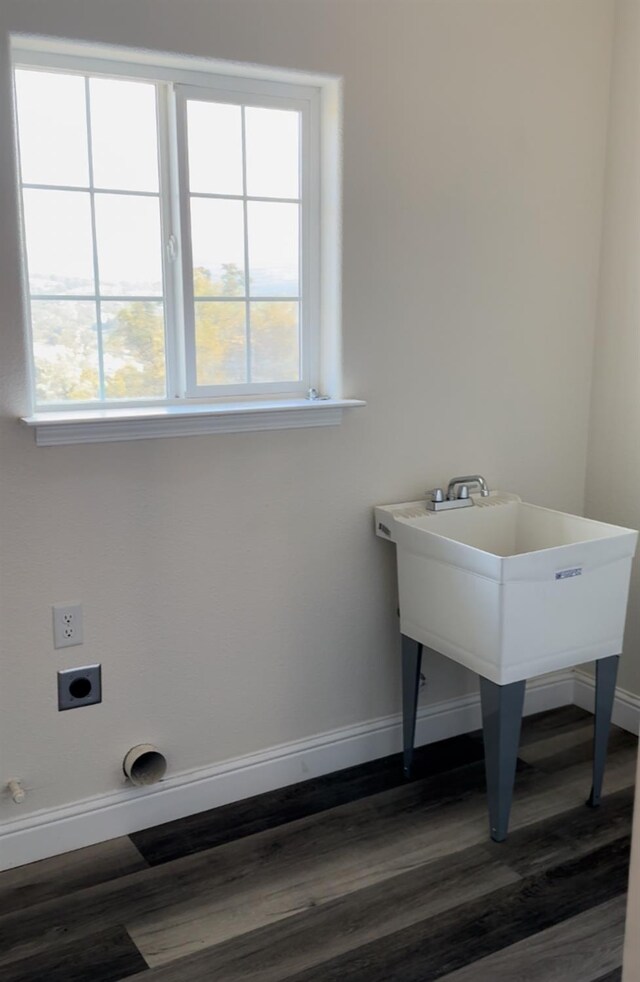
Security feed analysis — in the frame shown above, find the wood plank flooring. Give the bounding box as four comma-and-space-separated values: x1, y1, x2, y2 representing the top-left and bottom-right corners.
0, 705, 635, 981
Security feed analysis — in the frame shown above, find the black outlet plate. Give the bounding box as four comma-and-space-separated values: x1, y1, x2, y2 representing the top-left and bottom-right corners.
57, 665, 102, 711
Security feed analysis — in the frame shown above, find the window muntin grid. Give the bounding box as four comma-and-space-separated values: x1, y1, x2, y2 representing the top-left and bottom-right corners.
14, 58, 319, 411
177, 89, 304, 396
15, 69, 167, 405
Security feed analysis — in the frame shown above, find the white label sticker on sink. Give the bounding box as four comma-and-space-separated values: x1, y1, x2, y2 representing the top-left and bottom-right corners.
555, 567, 582, 580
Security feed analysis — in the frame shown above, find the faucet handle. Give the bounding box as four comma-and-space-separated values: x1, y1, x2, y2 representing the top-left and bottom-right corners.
427, 488, 445, 503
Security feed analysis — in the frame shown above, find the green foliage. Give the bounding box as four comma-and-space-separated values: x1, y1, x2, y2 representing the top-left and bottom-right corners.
32, 300, 100, 403
251, 300, 299, 382
103, 301, 165, 398
33, 263, 299, 404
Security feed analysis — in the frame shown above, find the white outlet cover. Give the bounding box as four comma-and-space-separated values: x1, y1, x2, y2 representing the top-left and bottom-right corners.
52, 603, 83, 649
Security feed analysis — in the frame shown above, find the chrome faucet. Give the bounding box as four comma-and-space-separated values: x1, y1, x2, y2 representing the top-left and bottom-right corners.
425, 474, 490, 512
446, 475, 490, 500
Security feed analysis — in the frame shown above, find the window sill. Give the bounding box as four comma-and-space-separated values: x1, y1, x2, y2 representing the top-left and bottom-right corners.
21, 398, 366, 446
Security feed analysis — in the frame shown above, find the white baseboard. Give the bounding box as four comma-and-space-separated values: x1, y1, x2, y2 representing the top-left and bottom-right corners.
0, 667, 611, 872
573, 668, 640, 736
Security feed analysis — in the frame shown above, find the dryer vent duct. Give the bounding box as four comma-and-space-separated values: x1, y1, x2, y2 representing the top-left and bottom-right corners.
123, 745, 167, 787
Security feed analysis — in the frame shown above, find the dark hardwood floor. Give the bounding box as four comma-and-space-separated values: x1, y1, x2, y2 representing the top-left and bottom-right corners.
0, 705, 635, 981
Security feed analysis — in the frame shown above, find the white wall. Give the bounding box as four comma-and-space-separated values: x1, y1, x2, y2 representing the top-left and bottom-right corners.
0, 0, 614, 824
590, 10, 640, 973
586, 0, 640, 696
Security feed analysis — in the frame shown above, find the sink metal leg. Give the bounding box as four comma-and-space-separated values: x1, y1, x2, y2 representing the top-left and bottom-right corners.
401, 634, 423, 778
479, 676, 526, 843
587, 654, 620, 809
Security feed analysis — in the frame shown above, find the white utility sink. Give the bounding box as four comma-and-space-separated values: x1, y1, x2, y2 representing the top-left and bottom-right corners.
375, 492, 638, 684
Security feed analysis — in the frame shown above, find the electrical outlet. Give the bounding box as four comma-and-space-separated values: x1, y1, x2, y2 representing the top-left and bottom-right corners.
52, 603, 83, 649
58, 665, 101, 710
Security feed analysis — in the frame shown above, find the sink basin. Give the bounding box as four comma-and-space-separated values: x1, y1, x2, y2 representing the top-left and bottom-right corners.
375, 492, 638, 684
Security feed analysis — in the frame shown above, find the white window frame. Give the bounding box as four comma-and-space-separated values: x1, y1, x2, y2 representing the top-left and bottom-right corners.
11, 36, 363, 444
174, 80, 319, 401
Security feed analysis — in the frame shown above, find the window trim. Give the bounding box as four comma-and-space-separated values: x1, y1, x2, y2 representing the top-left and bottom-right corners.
21, 398, 366, 445
11, 35, 359, 441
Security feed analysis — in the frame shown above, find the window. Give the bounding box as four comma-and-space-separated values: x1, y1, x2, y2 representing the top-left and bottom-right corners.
12, 39, 360, 443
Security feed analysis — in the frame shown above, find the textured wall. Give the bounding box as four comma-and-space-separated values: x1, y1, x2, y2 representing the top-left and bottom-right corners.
586, 0, 640, 696
0, 0, 614, 819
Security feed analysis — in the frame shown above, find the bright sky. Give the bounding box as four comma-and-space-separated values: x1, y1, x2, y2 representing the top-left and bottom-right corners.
16, 69, 300, 297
